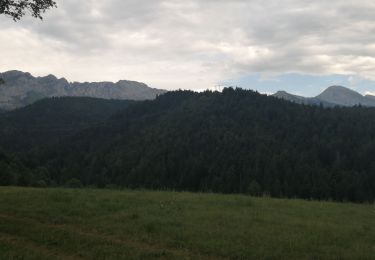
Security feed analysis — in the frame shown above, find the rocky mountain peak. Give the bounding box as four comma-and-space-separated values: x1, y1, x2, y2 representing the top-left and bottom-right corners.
0, 70, 167, 110
273, 85, 375, 107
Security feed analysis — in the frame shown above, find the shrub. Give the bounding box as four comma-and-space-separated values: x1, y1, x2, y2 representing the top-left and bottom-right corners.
65, 178, 82, 188
247, 180, 262, 197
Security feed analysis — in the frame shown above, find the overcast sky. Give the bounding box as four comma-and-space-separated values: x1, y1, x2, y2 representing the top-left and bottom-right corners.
2, 0, 375, 95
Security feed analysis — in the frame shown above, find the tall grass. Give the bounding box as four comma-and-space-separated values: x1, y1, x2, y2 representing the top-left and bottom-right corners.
0, 187, 374, 259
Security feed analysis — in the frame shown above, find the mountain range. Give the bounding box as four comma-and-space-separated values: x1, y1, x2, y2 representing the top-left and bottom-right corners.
0, 70, 166, 110
273, 85, 375, 107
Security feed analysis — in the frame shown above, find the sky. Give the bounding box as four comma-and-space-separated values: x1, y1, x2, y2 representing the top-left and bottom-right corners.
2, 0, 375, 96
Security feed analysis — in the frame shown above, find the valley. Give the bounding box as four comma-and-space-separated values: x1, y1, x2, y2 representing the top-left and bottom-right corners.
2, 1, 375, 258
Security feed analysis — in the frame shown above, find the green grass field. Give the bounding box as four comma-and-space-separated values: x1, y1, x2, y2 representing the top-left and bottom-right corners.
0, 187, 374, 259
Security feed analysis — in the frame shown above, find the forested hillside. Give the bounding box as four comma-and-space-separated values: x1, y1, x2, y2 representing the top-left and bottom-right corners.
2, 88, 375, 202
0, 97, 134, 152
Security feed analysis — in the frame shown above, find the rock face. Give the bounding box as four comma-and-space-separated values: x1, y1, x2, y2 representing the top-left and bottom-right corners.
0, 70, 167, 110
364, 94, 375, 101
273, 85, 375, 107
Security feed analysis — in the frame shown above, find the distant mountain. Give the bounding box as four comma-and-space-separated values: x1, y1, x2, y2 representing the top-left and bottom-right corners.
273, 91, 334, 107
317, 86, 372, 106
0, 70, 167, 110
365, 94, 375, 101
273, 85, 375, 107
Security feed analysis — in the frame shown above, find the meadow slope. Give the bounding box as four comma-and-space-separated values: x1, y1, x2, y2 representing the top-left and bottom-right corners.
0, 187, 374, 259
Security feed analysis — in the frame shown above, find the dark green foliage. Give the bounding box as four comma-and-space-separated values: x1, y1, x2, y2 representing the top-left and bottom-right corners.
0, 96, 134, 151
2, 89, 375, 202
0, 0, 56, 20
247, 180, 262, 196
42, 88, 375, 202
65, 178, 82, 188
33, 179, 47, 188
0, 78, 4, 85
0, 150, 27, 186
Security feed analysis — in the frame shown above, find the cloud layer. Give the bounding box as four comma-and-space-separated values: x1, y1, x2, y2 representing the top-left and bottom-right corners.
1, 0, 375, 91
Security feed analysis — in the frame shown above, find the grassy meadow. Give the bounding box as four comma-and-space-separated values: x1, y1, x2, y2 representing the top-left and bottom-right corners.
0, 187, 374, 259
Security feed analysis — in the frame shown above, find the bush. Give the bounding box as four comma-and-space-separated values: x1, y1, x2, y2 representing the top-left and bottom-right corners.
33, 180, 47, 188
65, 178, 82, 188
247, 180, 262, 197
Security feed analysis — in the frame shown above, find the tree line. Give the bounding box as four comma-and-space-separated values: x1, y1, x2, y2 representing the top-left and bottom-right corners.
1, 89, 375, 202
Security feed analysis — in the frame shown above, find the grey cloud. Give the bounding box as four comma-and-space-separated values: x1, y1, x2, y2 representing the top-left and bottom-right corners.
1, 0, 375, 89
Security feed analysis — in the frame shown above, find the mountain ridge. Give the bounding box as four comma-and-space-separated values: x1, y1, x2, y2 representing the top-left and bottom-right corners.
0, 70, 167, 110
273, 85, 375, 107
